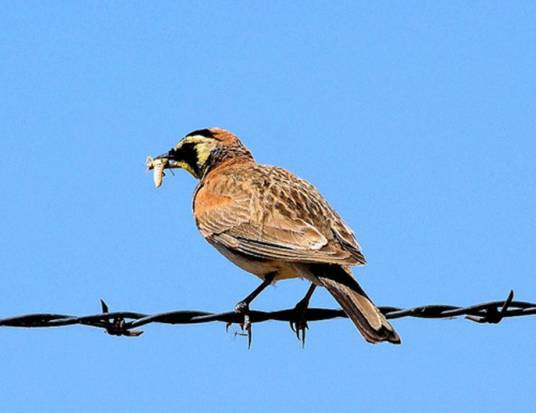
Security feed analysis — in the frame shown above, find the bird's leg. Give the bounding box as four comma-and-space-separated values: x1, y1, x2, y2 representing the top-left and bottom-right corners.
290, 283, 317, 346
228, 273, 275, 347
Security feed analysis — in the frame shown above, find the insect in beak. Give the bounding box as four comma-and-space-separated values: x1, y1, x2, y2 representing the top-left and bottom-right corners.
146, 148, 183, 188
146, 156, 167, 188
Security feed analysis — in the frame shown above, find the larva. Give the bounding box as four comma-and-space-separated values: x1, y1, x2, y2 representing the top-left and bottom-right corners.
146, 156, 168, 188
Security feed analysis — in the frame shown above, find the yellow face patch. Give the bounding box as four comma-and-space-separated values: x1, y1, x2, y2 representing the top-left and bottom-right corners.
173, 135, 217, 178
194, 141, 214, 167
176, 135, 214, 147
175, 160, 196, 177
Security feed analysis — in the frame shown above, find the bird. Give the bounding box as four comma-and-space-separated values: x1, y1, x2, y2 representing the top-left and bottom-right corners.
148, 128, 400, 345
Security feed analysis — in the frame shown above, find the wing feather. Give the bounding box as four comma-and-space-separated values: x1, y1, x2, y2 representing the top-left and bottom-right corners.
194, 165, 365, 265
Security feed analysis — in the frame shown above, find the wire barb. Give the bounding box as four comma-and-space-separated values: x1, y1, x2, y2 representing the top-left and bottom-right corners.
465, 290, 515, 324
100, 299, 143, 337
1, 291, 534, 345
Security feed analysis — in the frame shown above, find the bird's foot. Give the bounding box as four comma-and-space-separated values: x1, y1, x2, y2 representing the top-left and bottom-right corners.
226, 301, 253, 348
289, 298, 310, 347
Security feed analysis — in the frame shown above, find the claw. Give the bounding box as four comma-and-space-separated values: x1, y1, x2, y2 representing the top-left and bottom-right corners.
240, 315, 253, 349
290, 298, 311, 347
290, 318, 308, 347
227, 301, 253, 348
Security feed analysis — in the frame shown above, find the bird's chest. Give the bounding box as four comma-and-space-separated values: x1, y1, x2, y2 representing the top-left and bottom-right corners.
193, 184, 233, 218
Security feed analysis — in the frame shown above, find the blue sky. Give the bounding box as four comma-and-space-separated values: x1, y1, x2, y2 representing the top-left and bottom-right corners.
1, 2, 535, 412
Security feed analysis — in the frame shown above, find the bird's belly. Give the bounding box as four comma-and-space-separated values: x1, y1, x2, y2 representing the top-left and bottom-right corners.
210, 242, 307, 282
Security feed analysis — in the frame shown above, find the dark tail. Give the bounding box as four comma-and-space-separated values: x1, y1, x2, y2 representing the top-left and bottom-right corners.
313, 264, 401, 344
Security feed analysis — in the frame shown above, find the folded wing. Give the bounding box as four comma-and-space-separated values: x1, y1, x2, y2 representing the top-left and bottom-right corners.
194, 167, 365, 265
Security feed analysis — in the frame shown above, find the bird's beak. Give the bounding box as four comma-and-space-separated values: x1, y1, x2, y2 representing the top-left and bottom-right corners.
154, 149, 182, 169
146, 149, 181, 188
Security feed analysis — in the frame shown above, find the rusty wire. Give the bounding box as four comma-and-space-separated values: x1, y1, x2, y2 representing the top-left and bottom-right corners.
1, 290, 534, 345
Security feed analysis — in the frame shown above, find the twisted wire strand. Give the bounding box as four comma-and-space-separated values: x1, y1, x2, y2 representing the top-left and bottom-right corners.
1, 291, 534, 339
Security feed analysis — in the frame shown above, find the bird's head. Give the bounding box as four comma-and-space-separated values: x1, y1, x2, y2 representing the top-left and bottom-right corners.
149, 128, 253, 184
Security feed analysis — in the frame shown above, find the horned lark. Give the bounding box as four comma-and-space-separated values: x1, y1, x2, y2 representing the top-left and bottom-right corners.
148, 128, 400, 344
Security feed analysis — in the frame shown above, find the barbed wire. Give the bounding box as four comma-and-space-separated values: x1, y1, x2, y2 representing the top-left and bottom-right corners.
1, 290, 534, 346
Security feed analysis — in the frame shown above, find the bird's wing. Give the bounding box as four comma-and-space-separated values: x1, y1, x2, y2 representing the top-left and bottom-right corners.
194, 166, 365, 265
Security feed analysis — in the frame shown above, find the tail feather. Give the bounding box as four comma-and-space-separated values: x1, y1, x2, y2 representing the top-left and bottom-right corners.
314, 265, 401, 344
